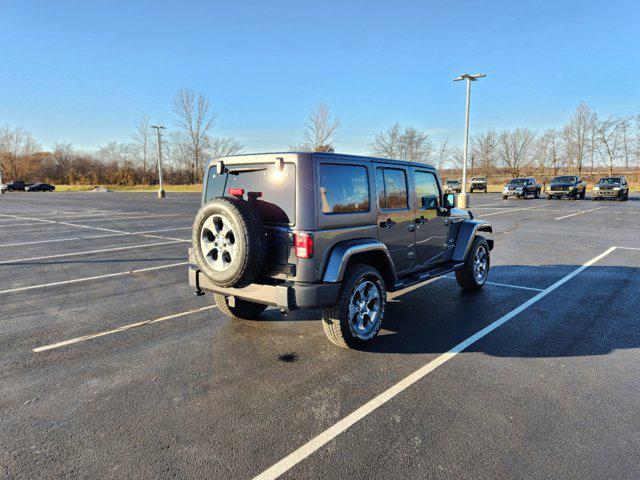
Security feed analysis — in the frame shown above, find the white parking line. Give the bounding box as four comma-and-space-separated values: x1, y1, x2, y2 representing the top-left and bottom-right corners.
0, 227, 191, 248
441, 276, 544, 292
60, 213, 185, 223
0, 213, 190, 243
253, 246, 617, 480
554, 206, 605, 220
0, 261, 188, 295
0, 240, 184, 265
32, 305, 216, 352
479, 205, 547, 217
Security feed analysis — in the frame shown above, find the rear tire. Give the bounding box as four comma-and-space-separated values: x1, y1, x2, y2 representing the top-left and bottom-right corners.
214, 293, 267, 320
502, 195, 508, 200
455, 236, 490, 291
192, 197, 266, 288
322, 264, 386, 349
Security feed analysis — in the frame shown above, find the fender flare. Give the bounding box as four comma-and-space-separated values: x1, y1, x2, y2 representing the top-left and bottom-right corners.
451, 220, 493, 262
323, 239, 396, 283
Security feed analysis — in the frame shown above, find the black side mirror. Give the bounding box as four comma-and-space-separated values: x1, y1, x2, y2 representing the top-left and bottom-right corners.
421, 194, 438, 209
443, 193, 456, 209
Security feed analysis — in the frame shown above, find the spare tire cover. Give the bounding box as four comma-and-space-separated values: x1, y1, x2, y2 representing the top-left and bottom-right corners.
192, 196, 266, 288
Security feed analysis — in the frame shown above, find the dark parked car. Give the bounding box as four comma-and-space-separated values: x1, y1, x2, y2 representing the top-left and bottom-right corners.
470, 177, 488, 193
444, 179, 462, 193
0, 180, 27, 192
189, 152, 494, 348
546, 175, 586, 199
592, 176, 629, 201
25, 182, 55, 192
502, 177, 541, 199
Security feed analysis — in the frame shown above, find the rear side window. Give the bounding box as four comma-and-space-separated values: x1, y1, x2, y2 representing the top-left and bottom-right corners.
319, 164, 370, 214
377, 168, 408, 210
205, 163, 296, 225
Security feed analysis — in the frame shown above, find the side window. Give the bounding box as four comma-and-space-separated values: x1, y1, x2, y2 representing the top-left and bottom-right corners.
414, 171, 440, 209
319, 164, 370, 214
377, 168, 408, 210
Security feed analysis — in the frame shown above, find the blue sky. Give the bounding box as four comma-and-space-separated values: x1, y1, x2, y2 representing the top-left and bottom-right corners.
1, 0, 639, 153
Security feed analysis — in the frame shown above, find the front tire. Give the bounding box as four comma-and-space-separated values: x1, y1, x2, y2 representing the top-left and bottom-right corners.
502, 195, 508, 200
214, 293, 267, 320
455, 236, 490, 291
322, 264, 386, 349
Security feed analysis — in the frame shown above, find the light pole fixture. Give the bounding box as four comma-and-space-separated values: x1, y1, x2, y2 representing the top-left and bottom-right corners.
150, 125, 166, 199
453, 73, 486, 208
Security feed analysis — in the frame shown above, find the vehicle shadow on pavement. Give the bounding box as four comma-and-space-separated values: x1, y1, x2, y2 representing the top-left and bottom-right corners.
364, 265, 640, 357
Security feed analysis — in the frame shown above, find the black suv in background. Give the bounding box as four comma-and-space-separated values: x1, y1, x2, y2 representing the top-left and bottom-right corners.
502, 178, 541, 199
189, 153, 494, 349
592, 176, 629, 201
0, 180, 27, 192
470, 177, 488, 193
546, 175, 586, 199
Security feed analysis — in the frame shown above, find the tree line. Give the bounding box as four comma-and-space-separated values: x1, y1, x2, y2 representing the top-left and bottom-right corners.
1, 98, 639, 186
0, 88, 243, 185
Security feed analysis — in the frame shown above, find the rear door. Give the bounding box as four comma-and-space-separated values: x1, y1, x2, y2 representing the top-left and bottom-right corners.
412, 168, 450, 265
375, 166, 416, 274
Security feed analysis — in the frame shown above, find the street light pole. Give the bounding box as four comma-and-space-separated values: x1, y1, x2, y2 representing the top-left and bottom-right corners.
150, 125, 166, 199
453, 73, 486, 209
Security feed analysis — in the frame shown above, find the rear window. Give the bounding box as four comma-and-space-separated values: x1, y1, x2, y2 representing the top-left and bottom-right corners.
205, 163, 296, 225
319, 164, 370, 214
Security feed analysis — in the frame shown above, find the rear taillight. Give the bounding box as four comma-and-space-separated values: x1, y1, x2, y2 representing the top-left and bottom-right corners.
294, 233, 314, 259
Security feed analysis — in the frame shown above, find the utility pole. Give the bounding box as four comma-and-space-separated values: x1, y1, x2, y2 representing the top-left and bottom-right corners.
453, 73, 486, 208
150, 125, 166, 199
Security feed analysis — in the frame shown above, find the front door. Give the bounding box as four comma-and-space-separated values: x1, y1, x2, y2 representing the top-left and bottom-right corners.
412, 169, 450, 265
375, 166, 416, 274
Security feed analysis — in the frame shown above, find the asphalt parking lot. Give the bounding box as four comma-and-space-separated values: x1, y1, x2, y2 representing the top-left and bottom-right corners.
1, 191, 639, 479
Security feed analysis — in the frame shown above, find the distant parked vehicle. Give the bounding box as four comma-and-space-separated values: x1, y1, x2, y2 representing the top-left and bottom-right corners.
592, 176, 629, 201
502, 178, 541, 199
469, 177, 488, 193
0, 180, 27, 192
444, 179, 462, 193
546, 175, 586, 200
25, 182, 56, 192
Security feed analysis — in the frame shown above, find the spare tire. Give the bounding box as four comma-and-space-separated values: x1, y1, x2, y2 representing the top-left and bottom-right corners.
192, 196, 266, 288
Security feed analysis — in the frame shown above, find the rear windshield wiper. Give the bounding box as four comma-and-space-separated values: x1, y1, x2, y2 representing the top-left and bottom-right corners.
227, 167, 267, 175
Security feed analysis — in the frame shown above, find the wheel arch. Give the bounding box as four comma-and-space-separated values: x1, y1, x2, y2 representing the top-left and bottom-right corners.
322, 239, 396, 287
452, 220, 493, 262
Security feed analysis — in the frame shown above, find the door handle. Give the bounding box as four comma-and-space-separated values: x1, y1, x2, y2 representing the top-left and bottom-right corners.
379, 218, 397, 229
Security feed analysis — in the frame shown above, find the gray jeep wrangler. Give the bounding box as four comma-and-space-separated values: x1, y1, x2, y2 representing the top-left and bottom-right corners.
189, 152, 493, 348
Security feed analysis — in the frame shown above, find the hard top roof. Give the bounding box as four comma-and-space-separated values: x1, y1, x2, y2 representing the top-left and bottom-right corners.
211, 151, 435, 170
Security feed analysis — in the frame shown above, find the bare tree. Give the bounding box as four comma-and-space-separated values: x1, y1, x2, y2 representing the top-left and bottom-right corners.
132, 115, 151, 176
561, 102, 597, 176
370, 123, 433, 163
499, 128, 536, 177
291, 102, 340, 152
471, 130, 499, 178
173, 88, 215, 182
432, 139, 453, 171
597, 115, 630, 176
0, 125, 40, 180
534, 129, 562, 177
207, 137, 243, 158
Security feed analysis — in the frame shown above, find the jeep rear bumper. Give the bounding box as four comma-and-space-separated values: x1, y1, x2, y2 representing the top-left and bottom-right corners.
189, 267, 341, 311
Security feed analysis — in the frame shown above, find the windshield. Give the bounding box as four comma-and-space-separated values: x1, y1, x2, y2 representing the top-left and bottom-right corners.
472, 177, 485, 181
598, 177, 622, 185
508, 178, 527, 186
446, 180, 459, 185
205, 162, 296, 225
552, 176, 577, 183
